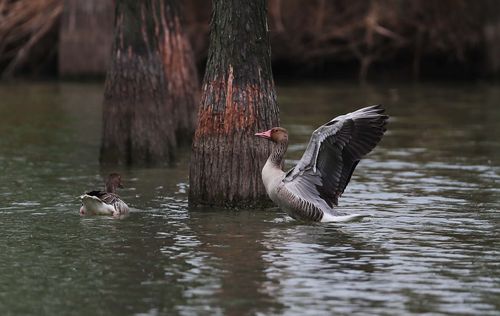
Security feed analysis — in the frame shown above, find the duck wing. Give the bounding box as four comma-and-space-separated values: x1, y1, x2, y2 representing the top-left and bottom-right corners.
83, 191, 129, 215
283, 104, 388, 210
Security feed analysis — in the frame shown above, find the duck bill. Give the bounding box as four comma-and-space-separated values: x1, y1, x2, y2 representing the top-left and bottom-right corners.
254, 130, 272, 139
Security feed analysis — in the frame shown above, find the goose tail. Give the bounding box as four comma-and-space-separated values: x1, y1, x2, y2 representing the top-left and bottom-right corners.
321, 212, 370, 223
80, 194, 115, 215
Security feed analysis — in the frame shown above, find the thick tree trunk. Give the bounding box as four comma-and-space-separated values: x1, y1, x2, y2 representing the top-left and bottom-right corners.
59, 0, 114, 77
100, 0, 198, 165
189, 0, 280, 208
160, 1, 200, 143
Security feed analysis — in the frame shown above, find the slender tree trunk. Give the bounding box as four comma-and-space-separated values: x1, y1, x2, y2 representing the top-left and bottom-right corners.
59, 0, 114, 77
100, 0, 198, 165
189, 0, 280, 208
412, 27, 424, 80
484, 21, 500, 77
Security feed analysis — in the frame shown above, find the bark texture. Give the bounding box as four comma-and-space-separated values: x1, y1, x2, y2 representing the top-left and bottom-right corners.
189, 0, 280, 208
59, 0, 114, 76
100, 0, 198, 165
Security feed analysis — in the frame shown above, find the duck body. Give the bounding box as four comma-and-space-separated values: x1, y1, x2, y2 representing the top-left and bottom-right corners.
261, 159, 322, 221
80, 191, 128, 216
256, 105, 388, 223
262, 159, 366, 223
79, 173, 129, 217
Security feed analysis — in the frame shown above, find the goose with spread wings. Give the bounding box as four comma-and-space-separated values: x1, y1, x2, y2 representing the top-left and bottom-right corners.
255, 104, 388, 222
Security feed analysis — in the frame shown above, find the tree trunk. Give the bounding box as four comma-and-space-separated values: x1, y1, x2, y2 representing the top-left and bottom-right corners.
59, 0, 114, 77
100, 0, 198, 165
189, 0, 280, 208
484, 21, 500, 77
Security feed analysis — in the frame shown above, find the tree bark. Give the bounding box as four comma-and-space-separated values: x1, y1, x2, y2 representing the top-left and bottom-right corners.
189, 0, 280, 208
59, 0, 114, 77
100, 0, 198, 165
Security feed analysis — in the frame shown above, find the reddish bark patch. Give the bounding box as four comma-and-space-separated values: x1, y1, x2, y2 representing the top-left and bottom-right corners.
195, 65, 260, 140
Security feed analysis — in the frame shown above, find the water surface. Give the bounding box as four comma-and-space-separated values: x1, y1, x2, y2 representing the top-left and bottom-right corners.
0, 81, 499, 315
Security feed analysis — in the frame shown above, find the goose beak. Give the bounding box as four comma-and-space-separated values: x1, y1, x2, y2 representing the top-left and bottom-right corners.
255, 130, 272, 139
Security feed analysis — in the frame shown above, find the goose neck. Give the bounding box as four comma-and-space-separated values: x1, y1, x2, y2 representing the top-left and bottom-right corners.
105, 183, 116, 193
270, 140, 288, 167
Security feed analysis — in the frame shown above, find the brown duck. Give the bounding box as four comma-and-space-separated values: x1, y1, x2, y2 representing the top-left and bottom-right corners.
79, 173, 129, 217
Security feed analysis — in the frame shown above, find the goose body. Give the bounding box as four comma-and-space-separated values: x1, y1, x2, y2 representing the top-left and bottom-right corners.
255, 105, 388, 223
79, 173, 129, 217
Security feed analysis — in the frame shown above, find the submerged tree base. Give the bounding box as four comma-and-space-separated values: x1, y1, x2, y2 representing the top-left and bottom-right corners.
189, 0, 280, 208
100, 0, 198, 165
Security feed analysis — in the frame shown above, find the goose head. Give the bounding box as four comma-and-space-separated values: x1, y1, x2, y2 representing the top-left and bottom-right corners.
255, 127, 288, 144
105, 173, 124, 193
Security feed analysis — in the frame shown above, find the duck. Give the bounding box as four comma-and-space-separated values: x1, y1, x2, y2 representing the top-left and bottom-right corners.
255, 104, 388, 223
79, 173, 129, 217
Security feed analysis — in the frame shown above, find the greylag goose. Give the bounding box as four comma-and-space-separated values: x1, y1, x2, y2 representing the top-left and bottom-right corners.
255, 104, 388, 222
79, 173, 129, 217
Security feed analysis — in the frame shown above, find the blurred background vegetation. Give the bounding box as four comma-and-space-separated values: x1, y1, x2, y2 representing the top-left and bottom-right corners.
1, 0, 500, 81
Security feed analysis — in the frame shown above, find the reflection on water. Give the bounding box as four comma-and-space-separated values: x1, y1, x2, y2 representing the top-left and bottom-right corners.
0, 82, 499, 315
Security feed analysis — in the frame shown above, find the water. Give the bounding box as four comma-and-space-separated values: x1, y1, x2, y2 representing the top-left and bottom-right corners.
0, 81, 499, 315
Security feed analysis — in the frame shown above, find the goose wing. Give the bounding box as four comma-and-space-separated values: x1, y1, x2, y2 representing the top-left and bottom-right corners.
86, 190, 119, 204
84, 190, 129, 214
283, 104, 388, 209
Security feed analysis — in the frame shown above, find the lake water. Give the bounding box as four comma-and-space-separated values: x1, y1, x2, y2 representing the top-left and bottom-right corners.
0, 81, 499, 315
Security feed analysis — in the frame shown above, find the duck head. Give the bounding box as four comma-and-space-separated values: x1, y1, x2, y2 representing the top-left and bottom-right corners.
255, 127, 288, 143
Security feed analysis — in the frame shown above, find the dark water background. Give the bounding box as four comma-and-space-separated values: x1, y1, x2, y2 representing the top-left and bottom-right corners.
0, 81, 499, 315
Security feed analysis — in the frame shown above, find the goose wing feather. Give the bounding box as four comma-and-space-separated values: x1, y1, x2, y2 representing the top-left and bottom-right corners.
85, 190, 129, 214
283, 104, 388, 210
